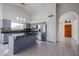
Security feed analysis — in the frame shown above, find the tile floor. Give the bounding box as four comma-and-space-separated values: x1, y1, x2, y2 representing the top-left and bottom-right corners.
0, 44, 8, 56
0, 40, 79, 56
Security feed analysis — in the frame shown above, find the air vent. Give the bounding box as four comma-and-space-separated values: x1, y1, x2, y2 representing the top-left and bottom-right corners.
20, 3, 26, 6
48, 15, 54, 17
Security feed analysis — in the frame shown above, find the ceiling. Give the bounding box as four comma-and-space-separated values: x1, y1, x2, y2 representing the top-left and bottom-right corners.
10, 3, 56, 15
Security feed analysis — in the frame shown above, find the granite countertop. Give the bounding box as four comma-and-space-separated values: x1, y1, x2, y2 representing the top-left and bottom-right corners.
1, 30, 37, 36
1, 29, 37, 33
1, 29, 25, 33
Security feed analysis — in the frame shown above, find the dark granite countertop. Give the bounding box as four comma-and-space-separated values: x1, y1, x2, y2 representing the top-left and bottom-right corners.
1, 29, 38, 35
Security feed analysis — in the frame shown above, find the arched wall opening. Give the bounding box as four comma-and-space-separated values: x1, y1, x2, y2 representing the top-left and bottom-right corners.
59, 12, 78, 46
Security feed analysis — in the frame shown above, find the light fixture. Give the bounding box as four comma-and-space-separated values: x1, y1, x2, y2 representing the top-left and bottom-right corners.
23, 19, 25, 21
16, 17, 19, 20
68, 20, 70, 22
20, 18, 23, 21
65, 19, 71, 23
16, 17, 26, 22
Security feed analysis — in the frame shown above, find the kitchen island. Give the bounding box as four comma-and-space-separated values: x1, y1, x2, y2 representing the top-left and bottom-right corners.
9, 32, 37, 55
1, 29, 37, 55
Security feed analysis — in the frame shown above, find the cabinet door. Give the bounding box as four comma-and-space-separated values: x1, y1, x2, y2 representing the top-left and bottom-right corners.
4, 34, 9, 43
64, 24, 72, 37
3, 20, 11, 28
0, 20, 3, 28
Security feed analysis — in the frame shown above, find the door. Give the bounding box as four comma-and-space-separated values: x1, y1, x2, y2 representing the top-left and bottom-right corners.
64, 24, 72, 37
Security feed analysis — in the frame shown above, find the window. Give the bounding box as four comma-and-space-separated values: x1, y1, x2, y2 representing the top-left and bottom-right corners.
11, 22, 24, 30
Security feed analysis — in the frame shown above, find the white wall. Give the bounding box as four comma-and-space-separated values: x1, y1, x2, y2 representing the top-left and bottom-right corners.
0, 3, 2, 19
2, 3, 31, 23
31, 4, 56, 42
0, 3, 2, 43
72, 20, 78, 44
